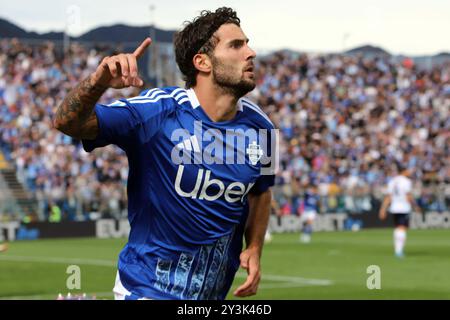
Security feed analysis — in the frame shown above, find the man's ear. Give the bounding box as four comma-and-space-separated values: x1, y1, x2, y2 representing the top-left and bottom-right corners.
193, 53, 212, 73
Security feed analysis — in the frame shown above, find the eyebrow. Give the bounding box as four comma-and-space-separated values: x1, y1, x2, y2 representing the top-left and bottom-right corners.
227, 38, 250, 46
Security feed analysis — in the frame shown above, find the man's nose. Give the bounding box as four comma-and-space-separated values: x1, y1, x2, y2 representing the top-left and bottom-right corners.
247, 45, 256, 60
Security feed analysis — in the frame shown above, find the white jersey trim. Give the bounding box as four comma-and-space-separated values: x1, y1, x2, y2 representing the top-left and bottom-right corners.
186, 88, 244, 111
107, 88, 187, 107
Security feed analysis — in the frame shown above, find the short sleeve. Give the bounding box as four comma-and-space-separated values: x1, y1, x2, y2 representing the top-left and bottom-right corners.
250, 175, 275, 195
82, 90, 175, 152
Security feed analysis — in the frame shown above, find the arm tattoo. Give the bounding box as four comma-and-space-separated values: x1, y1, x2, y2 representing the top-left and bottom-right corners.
54, 75, 108, 139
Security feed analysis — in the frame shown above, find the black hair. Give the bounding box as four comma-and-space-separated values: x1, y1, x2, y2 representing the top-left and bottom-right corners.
173, 7, 240, 88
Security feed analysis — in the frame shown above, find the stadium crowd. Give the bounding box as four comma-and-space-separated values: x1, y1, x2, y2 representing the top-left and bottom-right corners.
0, 39, 449, 222
250, 51, 449, 216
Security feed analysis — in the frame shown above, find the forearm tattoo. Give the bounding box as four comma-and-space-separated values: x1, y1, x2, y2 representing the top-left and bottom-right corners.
55, 75, 107, 138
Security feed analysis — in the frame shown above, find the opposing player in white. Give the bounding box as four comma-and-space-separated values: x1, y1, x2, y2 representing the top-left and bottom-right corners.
379, 166, 420, 258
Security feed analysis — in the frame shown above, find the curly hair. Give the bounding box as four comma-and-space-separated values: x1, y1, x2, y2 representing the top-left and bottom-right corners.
174, 7, 241, 88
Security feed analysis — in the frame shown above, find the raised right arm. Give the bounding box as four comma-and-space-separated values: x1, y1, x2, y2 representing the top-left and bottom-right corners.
53, 38, 152, 140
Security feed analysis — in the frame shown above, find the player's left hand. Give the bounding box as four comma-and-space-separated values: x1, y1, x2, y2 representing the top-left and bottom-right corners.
234, 247, 261, 297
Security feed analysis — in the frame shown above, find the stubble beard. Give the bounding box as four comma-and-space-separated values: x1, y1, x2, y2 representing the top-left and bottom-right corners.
211, 56, 256, 99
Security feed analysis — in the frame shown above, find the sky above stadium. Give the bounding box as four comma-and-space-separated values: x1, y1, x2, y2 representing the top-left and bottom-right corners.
1, 0, 449, 55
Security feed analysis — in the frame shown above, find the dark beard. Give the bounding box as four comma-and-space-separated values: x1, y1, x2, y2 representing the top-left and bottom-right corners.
211, 56, 256, 98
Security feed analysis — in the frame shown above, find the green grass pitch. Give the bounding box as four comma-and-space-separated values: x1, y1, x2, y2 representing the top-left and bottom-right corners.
0, 229, 449, 299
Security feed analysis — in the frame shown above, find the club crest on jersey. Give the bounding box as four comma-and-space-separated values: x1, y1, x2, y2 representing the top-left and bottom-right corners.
170, 121, 278, 175
246, 141, 263, 165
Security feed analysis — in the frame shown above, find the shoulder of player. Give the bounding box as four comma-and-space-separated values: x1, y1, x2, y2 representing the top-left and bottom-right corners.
239, 97, 274, 130
107, 87, 188, 109
132, 87, 189, 106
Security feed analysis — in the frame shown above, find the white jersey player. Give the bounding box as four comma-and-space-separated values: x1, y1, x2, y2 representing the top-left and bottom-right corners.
379, 166, 421, 258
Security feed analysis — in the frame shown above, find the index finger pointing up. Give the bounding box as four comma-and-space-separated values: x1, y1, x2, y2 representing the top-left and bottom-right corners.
133, 38, 152, 59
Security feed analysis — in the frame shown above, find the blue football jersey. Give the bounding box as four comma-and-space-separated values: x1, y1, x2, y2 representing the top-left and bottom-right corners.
82, 86, 276, 300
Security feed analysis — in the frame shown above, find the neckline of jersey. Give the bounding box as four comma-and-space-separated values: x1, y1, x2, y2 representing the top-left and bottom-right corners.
185, 88, 245, 126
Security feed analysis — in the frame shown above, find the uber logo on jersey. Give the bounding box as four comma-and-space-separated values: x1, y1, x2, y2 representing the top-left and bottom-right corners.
174, 165, 254, 203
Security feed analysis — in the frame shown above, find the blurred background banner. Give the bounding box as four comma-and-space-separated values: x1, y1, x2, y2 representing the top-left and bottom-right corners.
1, 211, 449, 242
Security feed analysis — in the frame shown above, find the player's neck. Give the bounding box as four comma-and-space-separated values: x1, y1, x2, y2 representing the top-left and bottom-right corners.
192, 82, 239, 122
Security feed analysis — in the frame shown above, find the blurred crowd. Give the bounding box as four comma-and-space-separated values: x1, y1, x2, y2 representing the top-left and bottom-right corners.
0, 39, 137, 221
0, 39, 449, 222
251, 51, 449, 215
